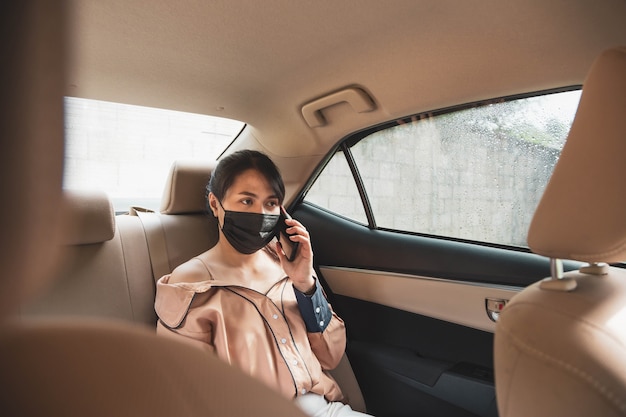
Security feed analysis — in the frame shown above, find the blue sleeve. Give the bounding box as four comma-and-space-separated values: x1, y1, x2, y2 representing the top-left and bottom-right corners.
293, 279, 332, 333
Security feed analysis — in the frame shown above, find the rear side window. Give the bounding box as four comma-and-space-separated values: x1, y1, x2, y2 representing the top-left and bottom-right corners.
64, 97, 244, 212
305, 89, 581, 247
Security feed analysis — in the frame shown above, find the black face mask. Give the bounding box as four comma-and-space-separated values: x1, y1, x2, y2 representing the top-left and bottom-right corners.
217, 201, 280, 254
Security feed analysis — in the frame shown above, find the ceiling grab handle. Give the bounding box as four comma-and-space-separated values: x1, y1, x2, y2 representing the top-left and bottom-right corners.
301, 87, 376, 128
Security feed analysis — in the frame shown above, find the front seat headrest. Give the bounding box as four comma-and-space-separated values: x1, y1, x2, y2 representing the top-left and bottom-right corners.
527, 46, 626, 264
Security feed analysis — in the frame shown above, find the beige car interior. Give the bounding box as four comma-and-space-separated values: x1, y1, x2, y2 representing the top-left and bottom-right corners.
3, 1, 626, 416
494, 47, 626, 416
0, 3, 308, 416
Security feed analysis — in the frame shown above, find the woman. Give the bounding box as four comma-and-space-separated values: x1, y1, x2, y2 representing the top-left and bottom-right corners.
155, 150, 369, 416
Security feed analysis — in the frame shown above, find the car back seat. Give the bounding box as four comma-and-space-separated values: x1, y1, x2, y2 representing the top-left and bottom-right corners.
132, 160, 219, 282
8, 188, 305, 416
22, 161, 218, 325
22, 190, 156, 327
22, 160, 366, 412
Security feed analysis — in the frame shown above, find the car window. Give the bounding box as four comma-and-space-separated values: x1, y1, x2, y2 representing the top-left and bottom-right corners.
304, 150, 369, 224
64, 97, 244, 212
305, 89, 581, 247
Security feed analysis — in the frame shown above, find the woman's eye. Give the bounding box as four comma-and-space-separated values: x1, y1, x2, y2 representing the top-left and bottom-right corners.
266, 200, 278, 208
241, 198, 252, 205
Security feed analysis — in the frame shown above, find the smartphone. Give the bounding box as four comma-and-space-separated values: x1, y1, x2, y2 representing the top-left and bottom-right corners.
277, 206, 300, 262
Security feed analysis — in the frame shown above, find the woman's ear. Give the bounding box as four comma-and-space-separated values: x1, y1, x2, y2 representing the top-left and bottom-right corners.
208, 192, 219, 217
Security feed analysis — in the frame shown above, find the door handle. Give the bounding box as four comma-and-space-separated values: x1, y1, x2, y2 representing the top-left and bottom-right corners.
485, 298, 508, 322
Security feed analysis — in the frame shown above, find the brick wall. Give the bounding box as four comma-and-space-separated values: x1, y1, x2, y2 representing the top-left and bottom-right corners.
307, 117, 560, 247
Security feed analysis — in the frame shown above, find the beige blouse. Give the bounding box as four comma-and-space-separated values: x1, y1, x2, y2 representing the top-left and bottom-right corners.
154, 273, 346, 401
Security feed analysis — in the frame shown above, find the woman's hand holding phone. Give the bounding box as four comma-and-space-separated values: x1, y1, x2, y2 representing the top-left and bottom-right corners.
277, 206, 316, 294
277, 206, 300, 262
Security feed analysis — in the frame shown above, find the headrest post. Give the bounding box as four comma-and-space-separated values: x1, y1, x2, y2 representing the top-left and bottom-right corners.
540, 258, 577, 292
550, 258, 564, 280
579, 262, 609, 275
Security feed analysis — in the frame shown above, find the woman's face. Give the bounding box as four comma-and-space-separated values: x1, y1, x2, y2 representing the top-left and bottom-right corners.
210, 168, 281, 216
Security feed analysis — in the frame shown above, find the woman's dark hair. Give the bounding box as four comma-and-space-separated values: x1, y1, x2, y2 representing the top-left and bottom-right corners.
206, 150, 285, 207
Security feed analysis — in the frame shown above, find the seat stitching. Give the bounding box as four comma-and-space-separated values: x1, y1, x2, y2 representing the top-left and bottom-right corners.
118, 224, 139, 321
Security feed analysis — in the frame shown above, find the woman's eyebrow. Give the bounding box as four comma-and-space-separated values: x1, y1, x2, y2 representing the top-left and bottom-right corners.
237, 191, 257, 198
237, 191, 279, 200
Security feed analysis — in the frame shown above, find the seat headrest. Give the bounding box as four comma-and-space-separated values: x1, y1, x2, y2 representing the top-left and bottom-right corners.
527, 46, 626, 263
63, 190, 115, 245
160, 160, 216, 214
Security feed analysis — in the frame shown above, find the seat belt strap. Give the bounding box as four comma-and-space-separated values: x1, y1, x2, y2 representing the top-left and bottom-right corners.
132, 207, 172, 282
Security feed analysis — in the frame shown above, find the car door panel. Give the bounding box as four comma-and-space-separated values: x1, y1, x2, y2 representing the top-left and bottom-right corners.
320, 266, 520, 333
335, 296, 498, 417
294, 202, 578, 417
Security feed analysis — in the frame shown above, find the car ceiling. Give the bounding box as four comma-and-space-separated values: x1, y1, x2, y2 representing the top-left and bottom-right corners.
67, 0, 626, 162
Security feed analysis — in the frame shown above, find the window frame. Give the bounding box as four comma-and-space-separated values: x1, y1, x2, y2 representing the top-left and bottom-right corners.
299, 86, 582, 252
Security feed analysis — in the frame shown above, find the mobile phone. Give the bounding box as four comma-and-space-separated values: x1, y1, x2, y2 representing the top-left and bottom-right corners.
277, 206, 300, 262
